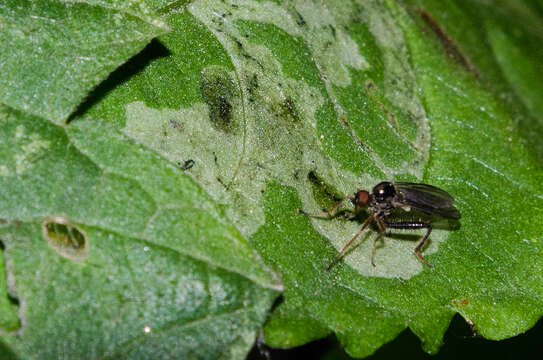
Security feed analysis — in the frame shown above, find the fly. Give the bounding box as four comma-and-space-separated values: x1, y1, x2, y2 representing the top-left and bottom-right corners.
299, 181, 461, 271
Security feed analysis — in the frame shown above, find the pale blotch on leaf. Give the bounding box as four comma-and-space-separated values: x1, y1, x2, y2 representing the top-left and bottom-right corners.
293, 0, 369, 86
5, 125, 51, 176
42, 217, 88, 262
123, 1, 444, 279
190, 0, 368, 87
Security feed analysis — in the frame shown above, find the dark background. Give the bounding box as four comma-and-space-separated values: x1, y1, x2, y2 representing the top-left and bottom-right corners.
249, 314, 543, 360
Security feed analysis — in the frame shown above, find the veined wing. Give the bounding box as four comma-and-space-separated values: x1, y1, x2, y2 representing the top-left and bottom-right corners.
393, 182, 461, 219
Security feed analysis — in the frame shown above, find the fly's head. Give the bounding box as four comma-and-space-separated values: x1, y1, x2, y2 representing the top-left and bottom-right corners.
352, 189, 370, 211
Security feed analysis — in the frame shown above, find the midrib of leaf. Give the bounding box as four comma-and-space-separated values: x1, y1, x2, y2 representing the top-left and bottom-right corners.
15, 214, 278, 292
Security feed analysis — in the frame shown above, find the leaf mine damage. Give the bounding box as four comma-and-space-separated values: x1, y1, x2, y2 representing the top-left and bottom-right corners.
199, 65, 239, 132
122, 1, 440, 278
42, 217, 87, 262
307, 171, 343, 210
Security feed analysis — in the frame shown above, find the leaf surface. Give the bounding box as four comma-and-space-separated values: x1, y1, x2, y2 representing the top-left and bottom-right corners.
2, 0, 543, 358
0, 7, 280, 356
0, 0, 169, 123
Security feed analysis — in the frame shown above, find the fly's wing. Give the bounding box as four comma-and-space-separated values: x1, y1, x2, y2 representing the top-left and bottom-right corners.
393, 182, 461, 219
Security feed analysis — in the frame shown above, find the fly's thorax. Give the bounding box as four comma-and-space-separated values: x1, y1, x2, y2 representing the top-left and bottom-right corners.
369, 195, 394, 215
372, 181, 396, 203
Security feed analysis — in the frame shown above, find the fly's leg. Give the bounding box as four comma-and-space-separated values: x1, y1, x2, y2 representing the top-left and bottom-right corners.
373, 217, 387, 267
298, 197, 352, 219
383, 220, 434, 269
326, 215, 373, 272
414, 226, 433, 269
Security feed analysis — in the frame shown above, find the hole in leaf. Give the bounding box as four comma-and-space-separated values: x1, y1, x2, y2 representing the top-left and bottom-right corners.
42, 217, 87, 262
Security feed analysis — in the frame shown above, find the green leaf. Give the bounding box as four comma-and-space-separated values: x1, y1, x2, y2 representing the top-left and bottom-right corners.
2, 0, 543, 358
106, 0, 541, 357
0, 0, 169, 124
0, 234, 18, 332
251, 1, 543, 356
0, 103, 280, 358
405, 0, 543, 161
0, 3, 282, 357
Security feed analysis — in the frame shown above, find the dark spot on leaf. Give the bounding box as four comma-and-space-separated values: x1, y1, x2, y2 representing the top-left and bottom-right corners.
169, 119, 184, 132
365, 79, 375, 92
247, 73, 258, 97
7, 293, 19, 307
308, 171, 343, 210
200, 66, 238, 132
418, 9, 480, 78
0, 238, 21, 329
451, 298, 471, 309
42, 217, 87, 262
179, 159, 195, 170
278, 97, 300, 122
329, 24, 336, 38
234, 38, 243, 50
217, 177, 228, 188
338, 114, 349, 127
295, 11, 306, 26
364, 80, 417, 149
